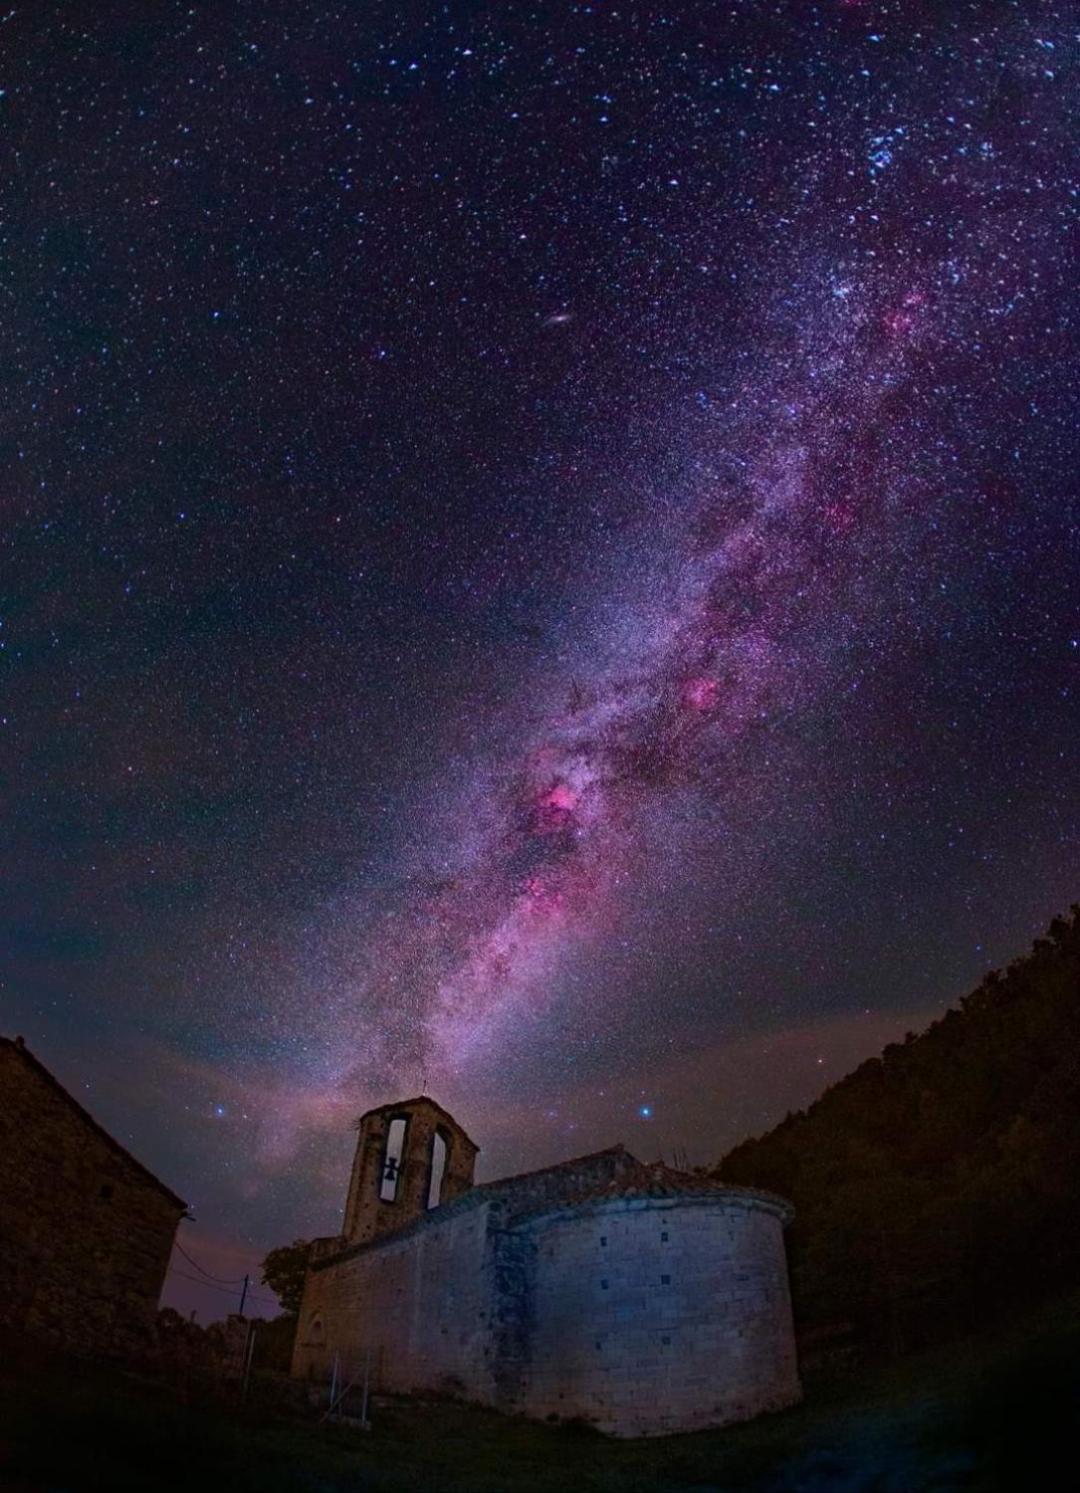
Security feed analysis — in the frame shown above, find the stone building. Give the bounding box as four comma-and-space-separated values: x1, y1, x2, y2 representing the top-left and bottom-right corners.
293, 1095, 800, 1437
0, 1035, 187, 1358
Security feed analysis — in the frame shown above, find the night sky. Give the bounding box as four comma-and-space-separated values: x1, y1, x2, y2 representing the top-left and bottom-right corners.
2, 1, 1077, 1319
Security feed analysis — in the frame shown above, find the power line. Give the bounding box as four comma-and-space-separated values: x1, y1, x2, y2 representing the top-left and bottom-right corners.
167, 1266, 278, 1307
173, 1239, 247, 1285
169, 1268, 243, 1295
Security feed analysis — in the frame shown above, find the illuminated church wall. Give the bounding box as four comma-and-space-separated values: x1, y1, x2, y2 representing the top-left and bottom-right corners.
293, 1097, 800, 1437
515, 1196, 800, 1435
295, 1197, 498, 1401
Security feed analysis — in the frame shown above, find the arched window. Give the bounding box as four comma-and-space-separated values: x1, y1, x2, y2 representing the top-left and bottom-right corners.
427, 1128, 449, 1209
307, 1314, 324, 1345
379, 1116, 408, 1202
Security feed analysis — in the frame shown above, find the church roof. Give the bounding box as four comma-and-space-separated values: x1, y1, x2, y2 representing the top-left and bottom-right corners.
474, 1142, 629, 1196
545, 1157, 795, 1222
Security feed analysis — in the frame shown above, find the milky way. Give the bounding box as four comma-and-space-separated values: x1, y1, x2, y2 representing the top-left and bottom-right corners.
343, 272, 945, 1086
323, 217, 1068, 1105
1, 2, 1077, 1313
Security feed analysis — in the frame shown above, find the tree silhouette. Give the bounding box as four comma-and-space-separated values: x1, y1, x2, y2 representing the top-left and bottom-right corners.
260, 1238, 313, 1316
717, 905, 1080, 1357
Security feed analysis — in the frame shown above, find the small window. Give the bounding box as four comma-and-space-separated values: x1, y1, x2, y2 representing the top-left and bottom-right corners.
380, 1116, 408, 1202
600, 1236, 607, 1247
661, 1335, 671, 1345
661, 1230, 668, 1242
427, 1129, 448, 1209
601, 1279, 609, 1290
661, 1274, 670, 1285
308, 1315, 324, 1344
99, 1183, 114, 1201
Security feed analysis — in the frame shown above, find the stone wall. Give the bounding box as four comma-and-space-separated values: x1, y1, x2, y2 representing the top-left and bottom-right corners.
293, 1197, 497, 1399
0, 1038, 185, 1358
517, 1195, 801, 1436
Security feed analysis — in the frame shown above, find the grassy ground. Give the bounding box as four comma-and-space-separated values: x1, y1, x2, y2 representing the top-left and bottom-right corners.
1, 1294, 1078, 1493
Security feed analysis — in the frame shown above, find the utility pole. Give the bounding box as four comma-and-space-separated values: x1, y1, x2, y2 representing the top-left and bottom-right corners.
241, 1323, 257, 1401
239, 1274, 249, 1315
359, 1345, 372, 1431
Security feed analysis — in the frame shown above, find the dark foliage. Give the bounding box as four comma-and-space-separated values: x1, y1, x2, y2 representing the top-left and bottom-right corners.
151, 1307, 232, 1398
252, 1310, 300, 1374
718, 905, 1080, 1358
256, 1239, 309, 1374
260, 1238, 312, 1316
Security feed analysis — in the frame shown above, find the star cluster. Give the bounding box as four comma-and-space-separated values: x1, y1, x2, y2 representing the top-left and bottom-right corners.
1, 3, 1076, 1312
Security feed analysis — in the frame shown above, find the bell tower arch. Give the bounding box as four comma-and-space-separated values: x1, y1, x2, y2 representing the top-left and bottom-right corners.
342, 1096, 478, 1244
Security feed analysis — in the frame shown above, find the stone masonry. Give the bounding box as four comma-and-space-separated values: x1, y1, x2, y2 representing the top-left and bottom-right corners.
0, 1036, 187, 1358
293, 1096, 800, 1436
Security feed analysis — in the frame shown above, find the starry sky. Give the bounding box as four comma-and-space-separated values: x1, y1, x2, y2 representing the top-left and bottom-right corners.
2, 1, 1077, 1319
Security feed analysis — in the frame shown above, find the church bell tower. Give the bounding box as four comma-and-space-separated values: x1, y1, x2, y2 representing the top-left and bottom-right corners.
342, 1096, 479, 1245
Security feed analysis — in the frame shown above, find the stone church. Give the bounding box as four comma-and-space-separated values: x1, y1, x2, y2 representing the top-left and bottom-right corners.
293, 1096, 800, 1437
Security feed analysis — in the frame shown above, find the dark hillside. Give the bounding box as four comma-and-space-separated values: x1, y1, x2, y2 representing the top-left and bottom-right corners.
717, 905, 1080, 1358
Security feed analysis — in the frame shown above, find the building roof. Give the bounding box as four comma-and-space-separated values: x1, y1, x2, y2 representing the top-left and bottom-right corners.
356, 1095, 480, 1152
1, 1035, 188, 1211
474, 1142, 629, 1196
473, 1147, 790, 1221
538, 1156, 795, 1223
